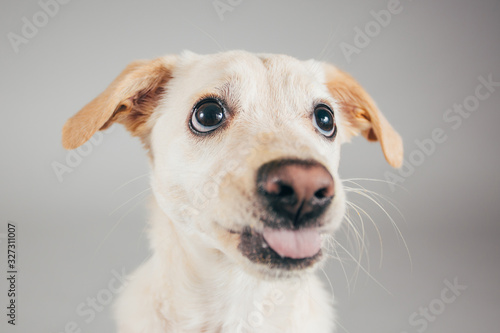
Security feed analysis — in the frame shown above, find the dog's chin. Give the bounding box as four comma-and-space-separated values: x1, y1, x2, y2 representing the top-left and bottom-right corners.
235, 227, 324, 279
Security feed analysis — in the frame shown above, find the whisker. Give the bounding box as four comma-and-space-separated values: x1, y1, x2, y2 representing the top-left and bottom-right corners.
346, 199, 383, 269
111, 173, 150, 194
341, 210, 368, 285
343, 177, 409, 193
317, 18, 343, 61
333, 320, 352, 333
344, 180, 406, 221
94, 190, 151, 255
185, 21, 226, 52
324, 234, 352, 296
109, 187, 152, 216
333, 238, 393, 296
346, 187, 412, 270
341, 210, 363, 257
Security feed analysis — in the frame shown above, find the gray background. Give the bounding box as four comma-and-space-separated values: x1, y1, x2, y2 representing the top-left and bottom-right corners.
1, 0, 499, 332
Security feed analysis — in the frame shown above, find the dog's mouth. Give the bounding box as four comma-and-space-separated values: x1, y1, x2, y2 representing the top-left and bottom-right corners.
236, 226, 323, 270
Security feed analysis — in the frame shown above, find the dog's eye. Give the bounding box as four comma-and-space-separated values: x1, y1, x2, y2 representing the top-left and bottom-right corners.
312, 105, 336, 138
190, 99, 225, 133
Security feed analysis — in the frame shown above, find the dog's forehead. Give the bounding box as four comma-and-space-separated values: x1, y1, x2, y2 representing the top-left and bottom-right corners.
176, 51, 328, 109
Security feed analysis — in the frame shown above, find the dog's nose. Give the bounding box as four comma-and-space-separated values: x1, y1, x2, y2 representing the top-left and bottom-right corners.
257, 159, 335, 227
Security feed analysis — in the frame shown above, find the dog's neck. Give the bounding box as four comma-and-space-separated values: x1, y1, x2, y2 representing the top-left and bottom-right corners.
146, 198, 331, 331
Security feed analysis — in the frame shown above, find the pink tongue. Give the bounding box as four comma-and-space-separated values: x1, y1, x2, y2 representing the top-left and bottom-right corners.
262, 228, 321, 259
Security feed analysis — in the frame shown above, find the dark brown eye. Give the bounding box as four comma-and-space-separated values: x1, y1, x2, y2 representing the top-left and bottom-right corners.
191, 99, 225, 133
313, 105, 336, 137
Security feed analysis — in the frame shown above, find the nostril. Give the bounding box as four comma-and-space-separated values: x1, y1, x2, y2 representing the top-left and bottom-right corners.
313, 183, 335, 199
314, 188, 328, 199
276, 183, 294, 197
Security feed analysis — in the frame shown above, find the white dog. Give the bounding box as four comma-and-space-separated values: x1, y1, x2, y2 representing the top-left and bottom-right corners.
62, 51, 402, 333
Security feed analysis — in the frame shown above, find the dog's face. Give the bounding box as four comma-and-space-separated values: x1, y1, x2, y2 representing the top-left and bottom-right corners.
62, 51, 403, 278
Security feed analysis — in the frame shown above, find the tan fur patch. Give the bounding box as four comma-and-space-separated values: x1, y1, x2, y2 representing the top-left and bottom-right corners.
323, 63, 404, 167
62, 56, 177, 151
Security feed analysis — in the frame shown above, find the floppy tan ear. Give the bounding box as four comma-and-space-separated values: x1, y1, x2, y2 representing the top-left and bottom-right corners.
323, 63, 403, 168
62, 56, 176, 150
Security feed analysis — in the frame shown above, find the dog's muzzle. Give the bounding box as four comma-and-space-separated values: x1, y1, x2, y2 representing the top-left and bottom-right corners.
238, 159, 335, 270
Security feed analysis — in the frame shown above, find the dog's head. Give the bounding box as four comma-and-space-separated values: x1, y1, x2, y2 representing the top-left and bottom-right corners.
63, 51, 402, 278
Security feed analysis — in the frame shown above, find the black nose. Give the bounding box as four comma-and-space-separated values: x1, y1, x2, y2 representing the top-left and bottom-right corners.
257, 159, 335, 228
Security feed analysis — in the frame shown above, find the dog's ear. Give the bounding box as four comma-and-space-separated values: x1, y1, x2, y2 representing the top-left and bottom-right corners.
324, 63, 403, 168
62, 56, 176, 150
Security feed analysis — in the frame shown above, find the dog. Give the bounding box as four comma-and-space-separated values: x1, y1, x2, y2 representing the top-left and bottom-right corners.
62, 50, 403, 333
